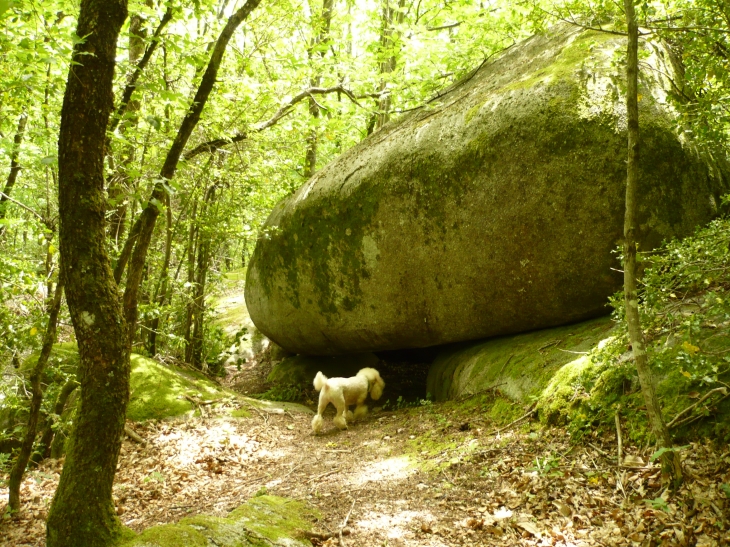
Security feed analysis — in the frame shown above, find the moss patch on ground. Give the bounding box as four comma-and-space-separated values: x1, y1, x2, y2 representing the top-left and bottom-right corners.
20, 345, 245, 423
127, 355, 234, 422
120, 495, 318, 547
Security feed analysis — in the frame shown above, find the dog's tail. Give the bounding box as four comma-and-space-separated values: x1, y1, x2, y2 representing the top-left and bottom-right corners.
313, 371, 328, 392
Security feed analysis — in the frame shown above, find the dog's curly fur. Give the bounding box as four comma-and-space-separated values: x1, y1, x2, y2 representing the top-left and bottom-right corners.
311, 367, 385, 434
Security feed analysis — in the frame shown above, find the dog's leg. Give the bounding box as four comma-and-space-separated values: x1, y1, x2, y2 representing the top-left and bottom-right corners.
311, 390, 330, 434
332, 392, 348, 429
353, 404, 368, 421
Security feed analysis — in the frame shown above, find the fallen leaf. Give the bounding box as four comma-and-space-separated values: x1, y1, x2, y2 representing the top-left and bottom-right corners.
553, 500, 572, 517
517, 521, 541, 537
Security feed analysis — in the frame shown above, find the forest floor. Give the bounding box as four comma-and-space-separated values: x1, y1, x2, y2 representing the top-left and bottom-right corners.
1, 353, 729, 547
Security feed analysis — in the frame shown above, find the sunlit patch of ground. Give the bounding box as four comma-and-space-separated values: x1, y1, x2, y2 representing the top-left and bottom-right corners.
2, 393, 729, 547
350, 455, 413, 486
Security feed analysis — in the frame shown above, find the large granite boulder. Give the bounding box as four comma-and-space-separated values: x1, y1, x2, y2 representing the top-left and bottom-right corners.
245, 24, 728, 356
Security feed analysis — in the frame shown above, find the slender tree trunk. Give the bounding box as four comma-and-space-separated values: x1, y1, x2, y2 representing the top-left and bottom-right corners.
46, 1, 130, 545
147, 194, 173, 355
0, 112, 28, 238
623, 0, 682, 489
184, 201, 199, 363
190, 185, 219, 368
8, 277, 64, 512
121, 0, 261, 349
303, 0, 335, 178
31, 378, 79, 465
376, 0, 405, 130
108, 13, 147, 244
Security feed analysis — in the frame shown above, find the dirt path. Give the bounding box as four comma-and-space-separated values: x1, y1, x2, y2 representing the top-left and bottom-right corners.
2, 384, 729, 547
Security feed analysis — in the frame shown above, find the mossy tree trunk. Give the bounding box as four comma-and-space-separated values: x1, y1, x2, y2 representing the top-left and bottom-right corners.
46, 1, 131, 545
623, 0, 682, 489
7, 277, 64, 512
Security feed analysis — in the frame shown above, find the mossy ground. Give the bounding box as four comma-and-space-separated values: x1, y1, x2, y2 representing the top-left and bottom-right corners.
127, 354, 232, 422
121, 495, 318, 547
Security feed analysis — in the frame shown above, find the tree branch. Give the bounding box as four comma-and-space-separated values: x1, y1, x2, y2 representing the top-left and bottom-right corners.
0, 191, 43, 221
183, 84, 362, 160
109, 5, 174, 134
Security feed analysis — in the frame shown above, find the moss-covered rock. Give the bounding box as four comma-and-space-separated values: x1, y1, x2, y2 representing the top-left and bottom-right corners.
245, 23, 728, 356
427, 316, 615, 402
431, 315, 730, 443
120, 495, 318, 547
127, 354, 231, 422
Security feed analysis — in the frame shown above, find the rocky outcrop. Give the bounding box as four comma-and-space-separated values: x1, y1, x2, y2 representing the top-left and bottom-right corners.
245, 24, 728, 356
426, 316, 614, 402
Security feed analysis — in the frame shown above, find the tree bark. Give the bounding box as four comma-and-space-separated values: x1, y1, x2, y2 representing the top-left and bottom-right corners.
121, 0, 261, 349
147, 193, 173, 356
190, 184, 219, 368
376, 0, 405, 130
107, 12, 149, 244
184, 200, 199, 363
109, 6, 174, 134
7, 277, 64, 512
303, 0, 335, 178
0, 112, 28, 238
623, 0, 682, 489
31, 378, 79, 466
46, 1, 131, 545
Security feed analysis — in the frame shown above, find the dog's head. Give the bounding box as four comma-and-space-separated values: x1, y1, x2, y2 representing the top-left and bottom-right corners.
358, 367, 385, 401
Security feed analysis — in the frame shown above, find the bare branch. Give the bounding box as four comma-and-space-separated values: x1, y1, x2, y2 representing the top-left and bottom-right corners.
427, 22, 461, 31
0, 191, 44, 221
183, 84, 363, 160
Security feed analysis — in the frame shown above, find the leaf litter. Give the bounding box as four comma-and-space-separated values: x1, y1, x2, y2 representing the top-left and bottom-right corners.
1, 392, 729, 546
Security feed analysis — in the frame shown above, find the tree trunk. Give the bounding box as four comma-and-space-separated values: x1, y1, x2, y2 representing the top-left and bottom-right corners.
8, 277, 64, 512
0, 112, 28, 238
190, 185, 219, 368
623, 0, 682, 489
147, 194, 173, 356
107, 13, 147, 244
31, 378, 79, 465
46, 1, 131, 545
121, 0, 261, 349
376, 0, 405, 130
303, 0, 335, 178
184, 200, 199, 363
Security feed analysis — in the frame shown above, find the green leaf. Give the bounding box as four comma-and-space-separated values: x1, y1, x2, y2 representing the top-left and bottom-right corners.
650, 445, 690, 461
146, 115, 161, 131
0, 0, 12, 18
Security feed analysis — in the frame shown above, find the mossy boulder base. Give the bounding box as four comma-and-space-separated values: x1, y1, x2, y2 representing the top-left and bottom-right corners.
246, 24, 728, 355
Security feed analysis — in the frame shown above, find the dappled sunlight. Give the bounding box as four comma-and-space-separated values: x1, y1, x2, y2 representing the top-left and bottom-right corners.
153, 419, 261, 467
349, 454, 413, 486
356, 508, 445, 543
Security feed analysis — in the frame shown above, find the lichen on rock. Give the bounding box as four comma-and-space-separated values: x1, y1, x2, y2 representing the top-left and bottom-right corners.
245, 23, 729, 356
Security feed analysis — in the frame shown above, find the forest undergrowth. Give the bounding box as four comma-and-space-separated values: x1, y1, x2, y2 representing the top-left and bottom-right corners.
4, 216, 730, 546
1, 378, 728, 547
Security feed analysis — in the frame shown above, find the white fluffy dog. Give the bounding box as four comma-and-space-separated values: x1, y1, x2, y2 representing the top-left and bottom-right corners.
311, 367, 385, 434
